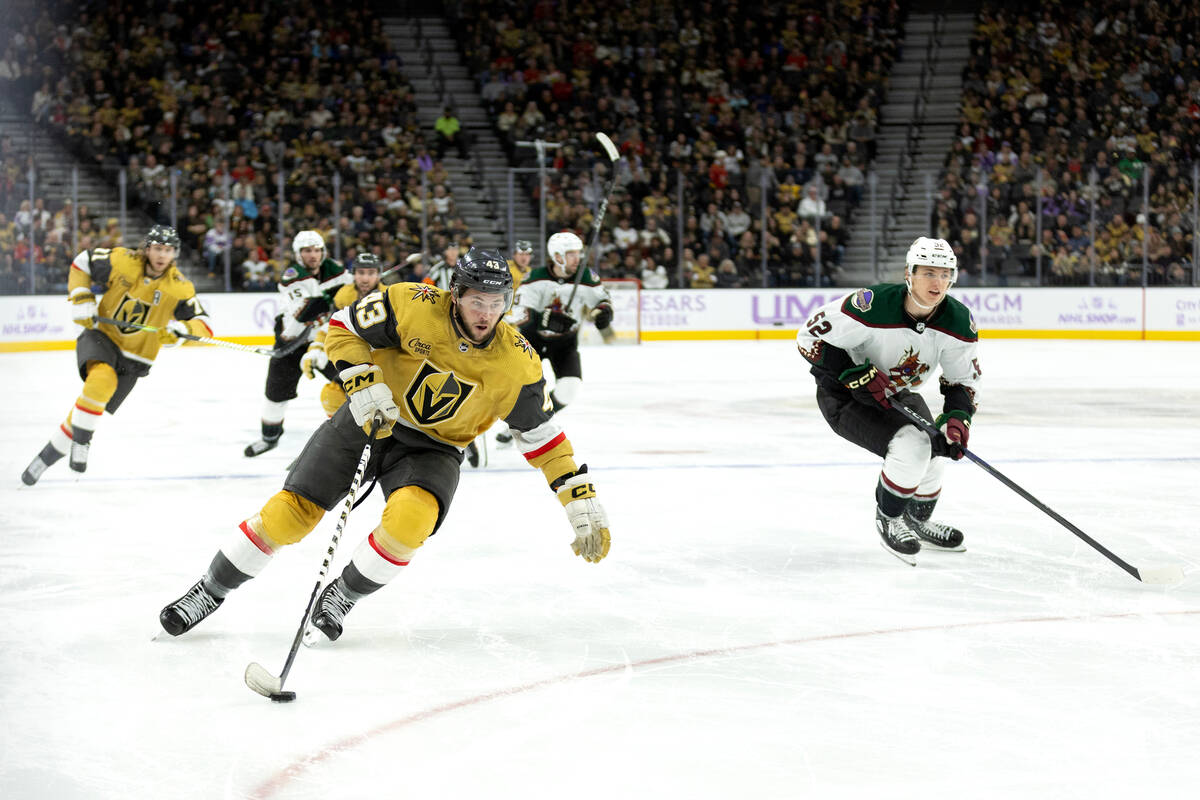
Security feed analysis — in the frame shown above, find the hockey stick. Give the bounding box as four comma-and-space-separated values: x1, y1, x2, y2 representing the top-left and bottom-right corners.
563, 132, 621, 313
244, 413, 383, 702
93, 315, 278, 357
894, 403, 1184, 585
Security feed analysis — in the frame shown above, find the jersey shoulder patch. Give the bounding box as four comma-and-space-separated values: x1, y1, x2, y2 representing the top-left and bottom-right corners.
840, 282, 906, 325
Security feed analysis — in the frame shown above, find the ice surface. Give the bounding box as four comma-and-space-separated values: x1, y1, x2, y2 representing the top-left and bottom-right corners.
3, 338, 1199, 799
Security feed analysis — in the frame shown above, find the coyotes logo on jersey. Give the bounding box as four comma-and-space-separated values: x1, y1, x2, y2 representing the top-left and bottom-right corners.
404, 361, 476, 426
889, 347, 930, 388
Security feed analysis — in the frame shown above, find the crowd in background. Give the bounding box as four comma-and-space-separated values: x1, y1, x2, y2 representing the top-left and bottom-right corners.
936, 0, 1200, 286
454, 0, 902, 288
2, 0, 1199, 294
0, 0, 470, 293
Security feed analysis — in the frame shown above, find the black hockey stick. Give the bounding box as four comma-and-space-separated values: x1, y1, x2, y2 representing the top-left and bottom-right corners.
895, 403, 1184, 585
244, 413, 384, 702
93, 315, 280, 357
563, 132, 622, 313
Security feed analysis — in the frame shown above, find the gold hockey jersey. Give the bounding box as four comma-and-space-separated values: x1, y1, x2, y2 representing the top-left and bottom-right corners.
326, 282, 550, 448
68, 246, 211, 366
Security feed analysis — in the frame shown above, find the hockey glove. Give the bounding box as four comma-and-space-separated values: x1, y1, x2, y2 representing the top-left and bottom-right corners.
156, 319, 191, 347
541, 308, 577, 335
71, 292, 97, 329
555, 467, 611, 563
589, 302, 614, 330
301, 342, 328, 379
339, 364, 399, 437
935, 412, 971, 460
839, 361, 894, 409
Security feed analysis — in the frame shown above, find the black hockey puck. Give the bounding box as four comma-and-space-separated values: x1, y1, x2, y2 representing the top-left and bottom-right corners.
270, 691, 297, 703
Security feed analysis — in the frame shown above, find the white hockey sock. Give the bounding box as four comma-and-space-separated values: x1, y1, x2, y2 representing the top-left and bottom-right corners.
261, 399, 288, 426
348, 532, 412, 588
222, 520, 277, 577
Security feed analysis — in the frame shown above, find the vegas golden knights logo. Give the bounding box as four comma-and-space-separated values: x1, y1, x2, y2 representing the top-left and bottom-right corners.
112, 295, 152, 334
404, 361, 475, 426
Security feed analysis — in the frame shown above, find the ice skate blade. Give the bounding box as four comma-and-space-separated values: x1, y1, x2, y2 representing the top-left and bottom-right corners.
916, 541, 966, 553
879, 539, 918, 566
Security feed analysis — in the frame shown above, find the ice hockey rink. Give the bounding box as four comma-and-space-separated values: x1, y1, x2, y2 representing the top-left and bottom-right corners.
3, 335, 1199, 799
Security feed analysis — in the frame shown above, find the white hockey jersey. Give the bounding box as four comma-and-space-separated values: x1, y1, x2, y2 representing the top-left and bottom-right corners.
796, 283, 982, 417
508, 265, 612, 338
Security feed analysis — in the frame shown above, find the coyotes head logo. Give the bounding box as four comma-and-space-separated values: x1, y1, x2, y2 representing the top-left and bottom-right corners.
889, 347, 929, 388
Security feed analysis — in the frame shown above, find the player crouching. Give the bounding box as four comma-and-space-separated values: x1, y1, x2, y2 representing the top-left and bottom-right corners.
159, 248, 612, 641
795, 237, 981, 564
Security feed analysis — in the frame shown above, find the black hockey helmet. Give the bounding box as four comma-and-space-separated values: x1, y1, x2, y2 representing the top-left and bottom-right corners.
451, 247, 513, 305
353, 252, 381, 271
143, 224, 180, 250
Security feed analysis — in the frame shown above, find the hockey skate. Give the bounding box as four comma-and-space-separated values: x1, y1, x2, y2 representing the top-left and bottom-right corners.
68, 434, 91, 473
309, 578, 358, 642
875, 507, 921, 566
245, 422, 283, 457
244, 437, 280, 457
21, 443, 64, 486
904, 508, 966, 551
495, 431, 513, 446
159, 580, 223, 636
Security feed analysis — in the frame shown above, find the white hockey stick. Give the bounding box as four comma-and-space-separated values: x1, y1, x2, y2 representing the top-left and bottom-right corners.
244, 414, 383, 702
563, 132, 622, 312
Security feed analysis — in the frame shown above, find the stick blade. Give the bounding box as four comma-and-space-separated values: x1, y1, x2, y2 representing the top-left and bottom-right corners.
245, 661, 283, 697
596, 131, 620, 162
1135, 564, 1186, 585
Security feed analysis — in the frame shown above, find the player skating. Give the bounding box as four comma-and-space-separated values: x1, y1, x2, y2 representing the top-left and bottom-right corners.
507, 238, 534, 287
498, 231, 614, 444
160, 248, 612, 640
299, 252, 383, 419
795, 236, 981, 565
244, 230, 350, 457
21, 225, 211, 484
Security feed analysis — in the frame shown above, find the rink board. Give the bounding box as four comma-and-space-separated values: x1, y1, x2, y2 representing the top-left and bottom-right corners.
3, 286, 1198, 351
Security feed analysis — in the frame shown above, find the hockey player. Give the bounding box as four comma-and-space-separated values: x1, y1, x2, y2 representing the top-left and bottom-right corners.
21, 225, 211, 484
159, 248, 612, 641
507, 239, 534, 288
300, 252, 383, 419
507, 231, 614, 414
795, 236, 981, 565
244, 230, 350, 456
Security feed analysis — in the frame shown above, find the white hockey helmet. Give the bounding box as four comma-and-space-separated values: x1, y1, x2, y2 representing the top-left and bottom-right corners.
905, 236, 957, 286
292, 229, 326, 263
547, 231, 584, 269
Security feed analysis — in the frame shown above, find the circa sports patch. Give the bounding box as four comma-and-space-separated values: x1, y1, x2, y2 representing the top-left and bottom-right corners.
281, 266, 299, 281
851, 288, 874, 312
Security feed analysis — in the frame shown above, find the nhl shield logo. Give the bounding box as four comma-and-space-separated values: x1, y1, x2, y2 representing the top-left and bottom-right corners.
404, 361, 475, 426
